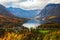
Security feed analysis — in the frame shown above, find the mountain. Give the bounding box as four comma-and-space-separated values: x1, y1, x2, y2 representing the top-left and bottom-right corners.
35, 4, 60, 24
36, 4, 60, 29
0, 4, 17, 18
0, 4, 29, 28
7, 7, 38, 18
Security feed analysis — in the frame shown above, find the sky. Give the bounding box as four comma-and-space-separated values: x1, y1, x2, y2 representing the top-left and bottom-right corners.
0, 0, 60, 10
0, 0, 60, 28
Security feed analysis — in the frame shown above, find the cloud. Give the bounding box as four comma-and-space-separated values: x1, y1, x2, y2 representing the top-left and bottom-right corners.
0, 0, 60, 10
11, 0, 48, 10
0, 0, 20, 3
48, 0, 60, 3
18, 0, 60, 10
0, 0, 20, 7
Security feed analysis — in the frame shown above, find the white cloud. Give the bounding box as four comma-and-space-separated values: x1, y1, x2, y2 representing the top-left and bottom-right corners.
12, 0, 48, 10
0, 0, 20, 3
19, 0, 60, 10
0, 0, 60, 10
0, 0, 20, 7
48, 0, 60, 3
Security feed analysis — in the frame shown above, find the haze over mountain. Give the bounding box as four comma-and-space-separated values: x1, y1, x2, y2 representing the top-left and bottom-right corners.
7, 7, 39, 18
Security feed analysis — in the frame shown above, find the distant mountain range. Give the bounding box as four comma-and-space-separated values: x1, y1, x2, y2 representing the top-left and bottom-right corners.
7, 7, 38, 18
7, 7, 39, 23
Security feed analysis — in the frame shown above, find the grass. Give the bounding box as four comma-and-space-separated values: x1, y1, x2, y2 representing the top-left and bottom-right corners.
38, 30, 50, 34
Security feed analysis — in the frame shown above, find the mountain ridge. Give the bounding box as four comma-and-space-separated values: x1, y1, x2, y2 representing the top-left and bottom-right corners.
0, 4, 17, 18
35, 4, 60, 24
0, 4, 29, 28
7, 7, 38, 18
